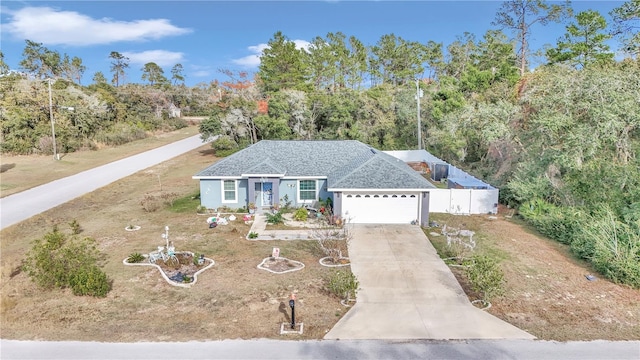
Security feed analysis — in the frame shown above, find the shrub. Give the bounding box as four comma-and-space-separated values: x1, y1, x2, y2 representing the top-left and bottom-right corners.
68, 219, 82, 235
519, 199, 584, 245
265, 211, 284, 224
127, 252, 145, 263
465, 255, 505, 301
160, 192, 179, 207
23, 227, 111, 297
293, 207, 308, 222
327, 270, 359, 300
94, 123, 147, 146
69, 266, 111, 297
280, 194, 293, 211
248, 232, 258, 239
196, 205, 207, 214
580, 209, 640, 288
140, 194, 161, 212
211, 135, 239, 157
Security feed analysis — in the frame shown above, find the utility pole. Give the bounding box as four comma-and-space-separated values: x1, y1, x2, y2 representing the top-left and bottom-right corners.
415, 79, 423, 150
48, 79, 59, 160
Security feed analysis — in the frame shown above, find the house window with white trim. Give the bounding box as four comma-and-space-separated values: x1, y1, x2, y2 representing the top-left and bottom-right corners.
222, 180, 237, 202
298, 180, 317, 202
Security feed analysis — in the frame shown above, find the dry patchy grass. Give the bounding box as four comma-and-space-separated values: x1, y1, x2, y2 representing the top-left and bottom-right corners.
0, 126, 200, 198
0, 145, 349, 341
427, 211, 640, 341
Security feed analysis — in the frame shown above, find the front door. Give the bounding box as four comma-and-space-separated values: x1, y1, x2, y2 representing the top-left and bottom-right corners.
255, 182, 273, 207
262, 182, 273, 207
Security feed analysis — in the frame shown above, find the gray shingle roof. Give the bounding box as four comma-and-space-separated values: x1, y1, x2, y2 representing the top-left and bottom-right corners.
244, 159, 286, 175
329, 150, 435, 189
194, 140, 435, 190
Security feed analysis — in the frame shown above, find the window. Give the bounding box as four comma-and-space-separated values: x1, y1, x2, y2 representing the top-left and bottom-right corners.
222, 180, 237, 202
298, 180, 317, 201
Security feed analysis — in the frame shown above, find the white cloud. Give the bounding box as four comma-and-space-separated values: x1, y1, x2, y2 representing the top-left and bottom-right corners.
231, 40, 311, 68
189, 65, 212, 78
121, 50, 185, 67
293, 40, 311, 52
2, 6, 191, 46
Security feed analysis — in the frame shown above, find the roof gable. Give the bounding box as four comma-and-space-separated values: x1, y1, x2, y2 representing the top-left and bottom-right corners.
329, 149, 435, 190
243, 159, 286, 176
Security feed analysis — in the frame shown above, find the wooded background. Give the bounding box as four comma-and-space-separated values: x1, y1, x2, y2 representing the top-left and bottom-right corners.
1, 0, 638, 287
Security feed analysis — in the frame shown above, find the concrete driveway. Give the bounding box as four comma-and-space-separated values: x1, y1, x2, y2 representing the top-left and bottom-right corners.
324, 224, 535, 340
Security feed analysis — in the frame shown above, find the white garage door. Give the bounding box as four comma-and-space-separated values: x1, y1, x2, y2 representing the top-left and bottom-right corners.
342, 192, 420, 224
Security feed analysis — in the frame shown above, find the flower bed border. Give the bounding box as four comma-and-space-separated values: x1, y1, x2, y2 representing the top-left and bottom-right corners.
123, 251, 215, 288
319, 256, 350, 267
257, 257, 305, 274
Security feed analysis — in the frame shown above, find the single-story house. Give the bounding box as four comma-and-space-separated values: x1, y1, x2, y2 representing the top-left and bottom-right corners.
192, 140, 436, 225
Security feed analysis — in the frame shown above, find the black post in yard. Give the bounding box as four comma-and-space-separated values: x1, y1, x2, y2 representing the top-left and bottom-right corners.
289, 294, 296, 329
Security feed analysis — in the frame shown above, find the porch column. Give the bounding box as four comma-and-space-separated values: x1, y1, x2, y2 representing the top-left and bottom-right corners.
270, 178, 279, 208
333, 192, 342, 219
247, 178, 258, 207
420, 191, 430, 227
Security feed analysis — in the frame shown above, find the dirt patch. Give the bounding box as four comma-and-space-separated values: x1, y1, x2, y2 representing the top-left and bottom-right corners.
428, 210, 640, 341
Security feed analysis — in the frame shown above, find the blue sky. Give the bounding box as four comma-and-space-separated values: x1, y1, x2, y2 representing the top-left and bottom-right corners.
0, 1, 625, 86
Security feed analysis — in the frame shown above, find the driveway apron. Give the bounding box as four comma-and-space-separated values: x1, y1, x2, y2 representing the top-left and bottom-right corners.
324, 224, 535, 340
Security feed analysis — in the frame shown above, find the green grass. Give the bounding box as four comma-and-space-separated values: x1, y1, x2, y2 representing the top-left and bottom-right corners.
170, 192, 201, 213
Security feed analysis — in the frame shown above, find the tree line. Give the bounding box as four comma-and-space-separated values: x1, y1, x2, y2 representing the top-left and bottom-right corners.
1, 0, 639, 287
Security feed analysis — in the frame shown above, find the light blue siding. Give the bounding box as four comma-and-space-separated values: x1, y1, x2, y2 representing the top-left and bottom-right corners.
199, 179, 248, 210
199, 178, 334, 210
279, 179, 297, 207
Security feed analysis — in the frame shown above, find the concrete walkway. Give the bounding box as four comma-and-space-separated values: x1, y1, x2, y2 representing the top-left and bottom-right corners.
246, 213, 315, 240
324, 224, 535, 340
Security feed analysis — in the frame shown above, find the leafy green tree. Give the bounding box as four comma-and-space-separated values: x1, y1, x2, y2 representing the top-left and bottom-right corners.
357, 84, 399, 149
370, 34, 426, 86
314, 89, 363, 140
19, 40, 61, 79
346, 36, 369, 90
442, 32, 477, 80
0, 79, 50, 154
258, 31, 309, 94
508, 63, 640, 208
92, 71, 108, 84
546, 10, 614, 68
610, 0, 640, 58
307, 34, 338, 92
171, 63, 185, 85
0, 50, 9, 75
109, 51, 129, 87
199, 112, 223, 142
141, 62, 168, 86
61, 54, 86, 84
475, 30, 520, 84
423, 40, 445, 80
492, 0, 572, 75
260, 89, 312, 139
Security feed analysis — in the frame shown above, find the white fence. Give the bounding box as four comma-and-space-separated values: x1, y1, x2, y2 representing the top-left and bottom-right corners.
385, 149, 499, 215
428, 188, 499, 215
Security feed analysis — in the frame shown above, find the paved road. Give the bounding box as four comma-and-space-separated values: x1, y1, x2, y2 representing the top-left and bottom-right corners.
0, 135, 208, 230
2, 339, 639, 360
325, 224, 534, 340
